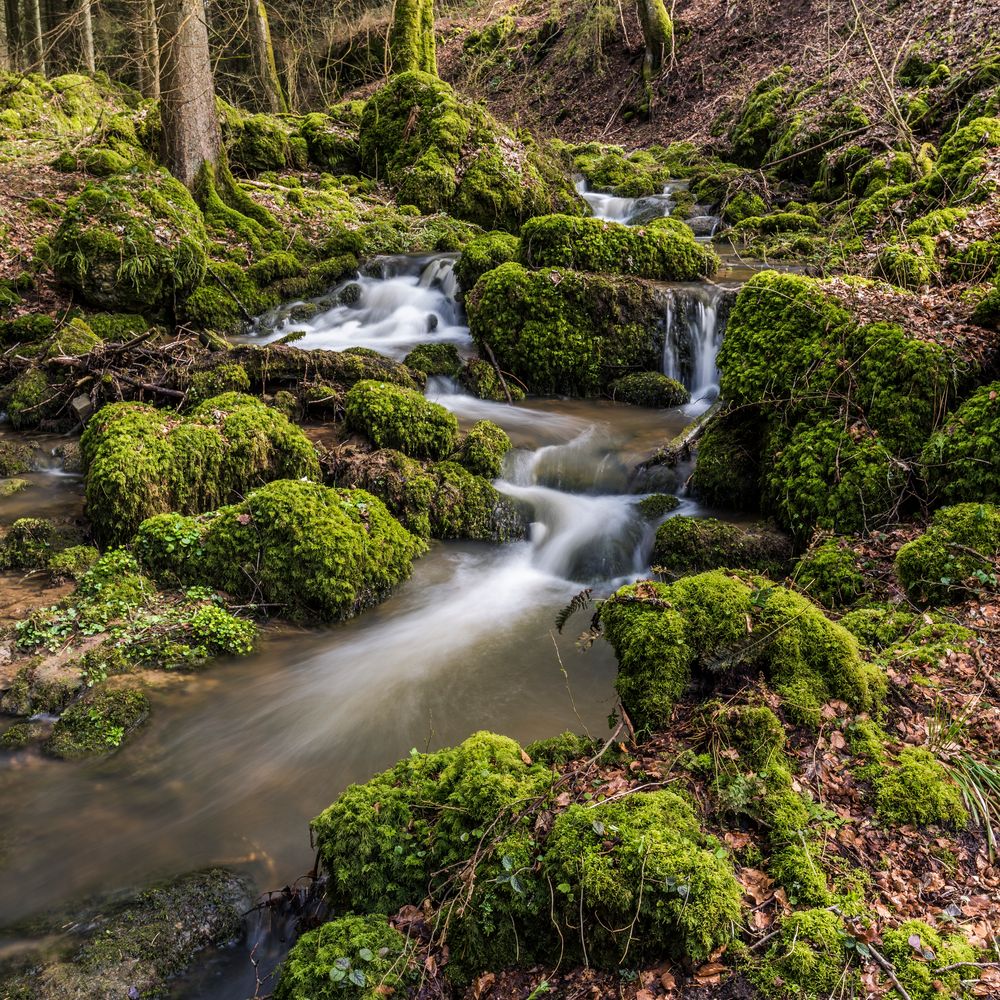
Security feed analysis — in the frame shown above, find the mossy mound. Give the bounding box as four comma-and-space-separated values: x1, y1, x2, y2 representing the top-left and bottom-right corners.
459, 358, 526, 401
402, 342, 462, 377
274, 913, 417, 1000
875, 747, 968, 829
358, 72, 582, 232
690, 408, 769, 511
309, 731, 740, 978
927, 116, 1000, 202
135, 480, 425, 622
457, 420, 511, 479
652, 517, 792, 577
876, 235, 940, 289
880, 921, 979, 1000
44, 687, 150, 759
752, 909, 853, 998
572, 143, 672, 197
609, 371, 689, 407
792, 538, 865, 608
895, 503, 1000, 604
81, 393, 320, 546
519, 214, 718, 280
467, 262, 663, 396
454, 231, 520, 292
53, 170, 208, 313
0, 439, 35, 476
601, 571, 885, 730
921, 382, 1000, 503
345, 380, 459, 459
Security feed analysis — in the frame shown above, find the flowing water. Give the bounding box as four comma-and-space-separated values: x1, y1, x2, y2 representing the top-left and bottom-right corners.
1, 248, 735, 997
577, 177, 721, 236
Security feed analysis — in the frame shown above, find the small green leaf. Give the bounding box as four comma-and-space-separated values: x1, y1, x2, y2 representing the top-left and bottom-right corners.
329, 968, 347, 983
334, 957, 351, 971
502, 855, 514, 872
349, 968, 366, 987
358, 948, 374, 962
592, 820, 605, 835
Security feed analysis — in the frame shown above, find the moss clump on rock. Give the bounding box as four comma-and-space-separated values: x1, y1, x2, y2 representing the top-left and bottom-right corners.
53, 171, 208, 313
876, 235, 940, 289
43, 687, 150, 759
519, 214, 718, 280
454, 232, 520, 292
186, 363, 252, 404
609, 371, 689, 407
81, 393, 319, 546
135, 480, 425, 622
359, 73, 582, 232
459, 358, 526, 401
601, 571, 885, 730
652, 517, 792, 577
0, 438, 35, 475
752, 909, 853, 998
895, 503, 1000, 604
345, 380, 459, 459
467, 262, 664, 396
402, 342, 462, 378
274, 913, 417, 1000
690, 408, 769, 511
926, 116, 1000, 202
792, 538, 865, 608
0, 517, 54, 571
636, 493, 680, 518
456, 420, 511, 479
880, 921, 979, 1000
875, 747, 967, 829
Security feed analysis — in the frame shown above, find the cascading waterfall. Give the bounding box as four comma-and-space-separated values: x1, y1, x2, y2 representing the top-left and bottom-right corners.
575, 178, 681, 226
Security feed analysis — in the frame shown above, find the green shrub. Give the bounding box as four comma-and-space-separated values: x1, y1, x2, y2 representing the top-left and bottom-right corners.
609, 372, 689, 407
652, 517, 792, 577
345, 380, 459, 459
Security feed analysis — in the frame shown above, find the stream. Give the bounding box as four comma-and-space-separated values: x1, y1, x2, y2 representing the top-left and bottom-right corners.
1, 186, 750, 996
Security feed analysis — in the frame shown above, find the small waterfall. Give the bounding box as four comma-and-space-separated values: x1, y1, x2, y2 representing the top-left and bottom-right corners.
660, 285, 735, 409
576, 178, 682, 226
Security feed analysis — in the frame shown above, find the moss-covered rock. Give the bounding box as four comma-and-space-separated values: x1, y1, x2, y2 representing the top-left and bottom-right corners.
652, 517, 792, 577
459, 358, 526, 401
876, 235, 940, 289
359, 73, 583, 232
519, 214, 717, 280
752, 909, 853, 998
81, 393, 319, 546
274, 913, 417, 1000
895, 503, 1000, 604
0, 438, 35, 476
876, 747, 967, 828
0, 517, 54, 571
456, 420, 511, 479
609, 371, 689, 407
601, 571, 885, 730
345, 380, 459, 459
792, 538, 865, 608
467, 262, 664, 396
135, 480, 425, 622
926, 116, 1000, 203
454, 231, 520, 292
880, 921, 979, 1000
690, 408, 768, 511
43, 687, 150, 759
402, 342, 462, 378
53, 171, 208, 313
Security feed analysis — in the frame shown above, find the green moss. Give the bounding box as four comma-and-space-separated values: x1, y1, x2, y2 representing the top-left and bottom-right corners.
921, 383, 1000, 503
53, 171, 208, 313
47, 545, 99, 581
5, 368, 53, 431
752, 909, 853, 998
345, 380, 458, 459
274, 914, 417, 1000
0, 517, 54, 571
572, 144, 670, 197
467, 262, 663, 396
926, 116, 1000, 203
733, 212, 820, 238
81, 393, 319, 546
876, 235, 940, 289
722, 190, 766, 223
43, 687, 150, 759
0, 664, 79, 716
359, 73, 582, 232
387, 0, 436, 75
651, 517, 792, 577
0, 720, 48, 749
792, 538, 865, 608
457, 420, 511, 479
524, 731, 598, 767
895, 503, 1000, 604
876, 747, 967, 828
225, 110, 296, 174
454, 232, 520, 292
880, 921, 979, 1000
609, 371, 689, 407
601, 571, 884, 731
690, 408, 768, 511
636, 493, 680, 518
0, 477, 28, 497
519, 214, 718, 281
135, 480, 425, 622
0, 313, 56, 345
186, 363, 251, 404
298, 112, 361, 174
402, 342, 462, 377
459, 358, 525, 401
728, 68, 795, 166
84, 312, 149, 341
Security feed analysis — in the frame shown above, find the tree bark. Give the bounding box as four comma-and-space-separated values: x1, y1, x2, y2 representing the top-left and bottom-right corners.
0, 1, 9, 70
79, 0, 94, 71
388, 0, 435, 76
138, 0, 159, 98
636, 0, 671, 82
158, 0, 221, 189
27, 0, 45, 73
247, 0, 286, 113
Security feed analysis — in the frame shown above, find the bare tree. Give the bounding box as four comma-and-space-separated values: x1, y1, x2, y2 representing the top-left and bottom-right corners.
248, 0, 287, 112
79, 0, 95, 71
159, 0, 221, 187
27, 0, 45, 72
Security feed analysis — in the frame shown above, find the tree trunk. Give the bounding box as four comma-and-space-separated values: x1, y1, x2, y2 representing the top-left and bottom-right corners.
0, 1, 9, 70
4, 0, 20, 70
27, 0, 45, 73
247, 0, 286, 113
79, 0, 94, 71
158, 0, 221, 189
388, 0, 435, 76
636, 0, 671, 82
138, 0, 159, 98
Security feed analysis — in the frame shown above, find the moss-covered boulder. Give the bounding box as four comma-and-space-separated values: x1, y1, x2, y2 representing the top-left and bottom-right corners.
345, 380, 459, 459
895, 502, 1000, 604
921, 382, 1000, 503
43, 687, 150, 759
652, 517, 792, 577
467, 263, 664, 396
601, 571, 885, 729
690, 408, 769, 511
926, 116, 1000, 202
609, 371, 689, 407
53, 170, 208, 312
792, 538, 865, 608
880, 921, 979, 1000
402, 342, 462, 377
456, 420, 511, 479
454, 231, 520, 292
875, 747, 968, 829
519, 214, 718, 280
81, 393, 320, 546
274, 914, 417, 1000
135, 480, 425, 622
359, 72, 583, 232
